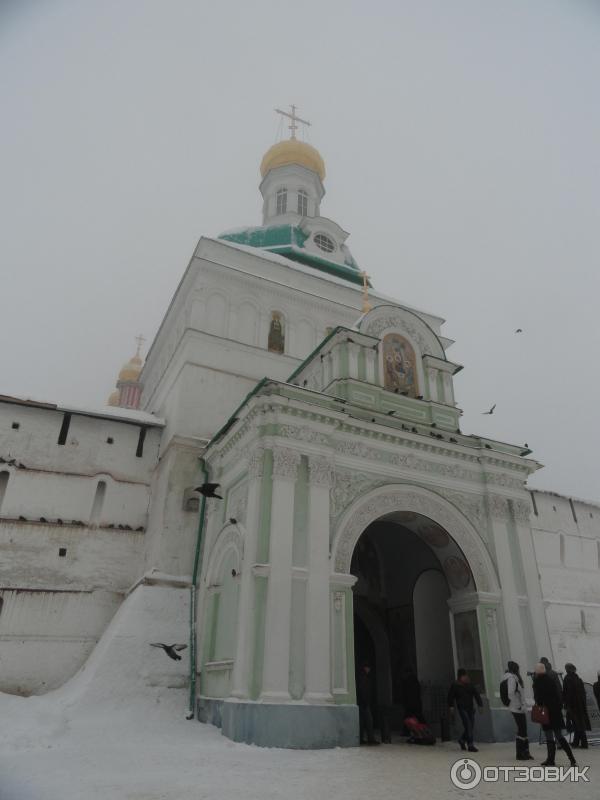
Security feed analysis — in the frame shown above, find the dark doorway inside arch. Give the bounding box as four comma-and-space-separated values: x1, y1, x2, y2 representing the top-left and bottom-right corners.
351, 513, 483, 741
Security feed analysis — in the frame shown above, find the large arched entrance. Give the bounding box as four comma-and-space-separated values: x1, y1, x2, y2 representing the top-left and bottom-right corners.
331, 484, 502, 743
351, 512, 481, 739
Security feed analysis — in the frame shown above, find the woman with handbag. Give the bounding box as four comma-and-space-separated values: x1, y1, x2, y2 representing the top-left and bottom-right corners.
502, 661, 533, 760
533, 662, 576, 767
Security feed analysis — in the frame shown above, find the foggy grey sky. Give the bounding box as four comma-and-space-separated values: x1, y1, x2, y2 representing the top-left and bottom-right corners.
1, 0, 599, 499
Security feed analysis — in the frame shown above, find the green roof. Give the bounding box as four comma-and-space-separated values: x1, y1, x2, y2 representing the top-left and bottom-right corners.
218, 224, 363, 286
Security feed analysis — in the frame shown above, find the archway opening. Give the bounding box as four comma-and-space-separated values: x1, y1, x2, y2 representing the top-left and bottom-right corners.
350, 511, 483, 741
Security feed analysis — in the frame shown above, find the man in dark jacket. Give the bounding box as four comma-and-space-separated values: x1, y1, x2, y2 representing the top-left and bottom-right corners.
593, 671, 600, 712
356, 663, 379, 745
563, 663, 591, 749
533, 662, 576, 766
447, 668, 483, 752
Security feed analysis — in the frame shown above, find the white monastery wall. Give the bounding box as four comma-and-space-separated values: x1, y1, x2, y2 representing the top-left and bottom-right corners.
529, 489, 600, 681
0, 399, 163, 694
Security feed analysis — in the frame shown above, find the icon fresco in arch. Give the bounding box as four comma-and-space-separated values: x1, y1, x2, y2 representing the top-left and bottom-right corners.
382, 333, 418, 397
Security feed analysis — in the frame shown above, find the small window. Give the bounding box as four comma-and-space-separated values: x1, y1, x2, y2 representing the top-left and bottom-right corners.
136, 427, 146, 458
106, 437, 114, 444
11, 422, 19, 430
314, 233, 335, 253
58, 547, 67, 557
57, 412, 72, 445
559, 533, 566, 565
0, 471, 9, 513
276, 188, 287, 215
297, 189, 308, 216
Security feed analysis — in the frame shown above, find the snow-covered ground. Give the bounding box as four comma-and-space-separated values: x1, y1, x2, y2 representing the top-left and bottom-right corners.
2, 685, 599, 800
2, 586, 597, 799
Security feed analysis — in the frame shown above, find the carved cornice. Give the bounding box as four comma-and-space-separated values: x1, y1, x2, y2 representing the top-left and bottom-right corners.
278, 424, 330, 446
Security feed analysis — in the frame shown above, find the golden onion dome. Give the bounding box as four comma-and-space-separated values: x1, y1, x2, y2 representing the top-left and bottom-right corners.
260, 139, 326, 181
107, 389, 120, 406
117, 353, 142, 383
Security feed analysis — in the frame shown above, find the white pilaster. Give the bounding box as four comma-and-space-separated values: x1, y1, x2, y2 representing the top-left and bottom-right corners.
259, 446, 301, 702
365, 348, 376, 384
428, 367, 438, 402
230, 447, 264, 699
347, 343, 360, 380
304, 456, 334, 703
489, 498, 529, 669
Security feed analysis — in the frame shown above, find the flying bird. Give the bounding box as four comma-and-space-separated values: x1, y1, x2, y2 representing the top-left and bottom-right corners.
515, 328, 523, 334
150, 643, 188, 661
482, 404, 496, 415
194, 483, 223, 499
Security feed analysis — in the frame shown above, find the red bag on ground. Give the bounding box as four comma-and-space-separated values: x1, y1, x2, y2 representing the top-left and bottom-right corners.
404, 716, 436, 745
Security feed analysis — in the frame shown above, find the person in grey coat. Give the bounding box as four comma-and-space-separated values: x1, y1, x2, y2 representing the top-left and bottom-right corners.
503, 661, 533, 760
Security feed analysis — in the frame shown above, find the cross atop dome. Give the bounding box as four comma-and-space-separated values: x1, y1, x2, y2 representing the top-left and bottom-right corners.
275, 105, 311, 140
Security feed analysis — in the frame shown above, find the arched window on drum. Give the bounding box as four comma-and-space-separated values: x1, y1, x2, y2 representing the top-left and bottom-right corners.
382, 333, 418, 397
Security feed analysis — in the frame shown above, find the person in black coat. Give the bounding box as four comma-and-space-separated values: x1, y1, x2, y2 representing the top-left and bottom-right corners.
447, 668, 483, 752
563, 663, 591, 749
540, 657, 563, 701
593, 671, 600, 713
401, 668, 424, 722
356, 663, 379, 745
533, 662, 576, 766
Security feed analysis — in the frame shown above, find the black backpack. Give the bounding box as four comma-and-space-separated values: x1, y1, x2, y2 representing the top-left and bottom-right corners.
500, 677, 510, 707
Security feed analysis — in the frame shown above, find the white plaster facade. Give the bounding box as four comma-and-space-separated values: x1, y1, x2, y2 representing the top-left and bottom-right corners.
1, 134, 599, 749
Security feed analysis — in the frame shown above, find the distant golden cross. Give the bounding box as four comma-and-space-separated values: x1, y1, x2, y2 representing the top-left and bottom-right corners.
134, 333, 146, 356
360, 271, 372, 313
275, 104, 311, 140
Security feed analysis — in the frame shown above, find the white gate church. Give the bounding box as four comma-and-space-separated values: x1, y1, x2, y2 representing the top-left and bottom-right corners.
2, 109, 599, 750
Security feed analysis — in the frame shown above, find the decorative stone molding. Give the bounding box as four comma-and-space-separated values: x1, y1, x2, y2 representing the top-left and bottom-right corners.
483, 472, 525, 490
271, 446, 301, 480
488, 494, 510, 518
331, 470, 488, 536
333, 592, 344, 612
512, 499, 532, 523
278, 425, 330, 446
485, 607, 497, 627
332, 485, 499, 594
332, 438, 482, 483
308, 456, 334, 487
360, 309, 445, 360
331, 469, 383, 521
247, 446, 265, 478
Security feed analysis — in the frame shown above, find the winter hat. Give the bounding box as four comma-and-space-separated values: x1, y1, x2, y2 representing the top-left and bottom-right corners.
565, 663, 576, 674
